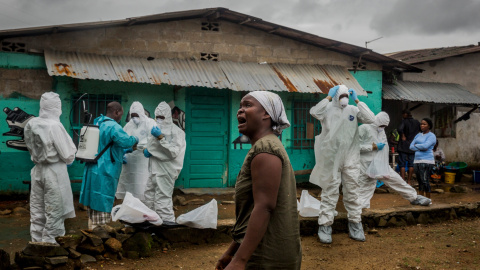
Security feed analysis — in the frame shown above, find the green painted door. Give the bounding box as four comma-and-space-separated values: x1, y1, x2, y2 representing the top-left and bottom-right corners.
184, 88, 229, 188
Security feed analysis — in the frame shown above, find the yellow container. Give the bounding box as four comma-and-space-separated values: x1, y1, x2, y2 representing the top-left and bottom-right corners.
445, 172, 456, 184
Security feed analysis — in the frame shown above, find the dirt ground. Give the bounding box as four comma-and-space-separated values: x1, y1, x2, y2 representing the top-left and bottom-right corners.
1, 183, 480, 269
68, 218, 480, 269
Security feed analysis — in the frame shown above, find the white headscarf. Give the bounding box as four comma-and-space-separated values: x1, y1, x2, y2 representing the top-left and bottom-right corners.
39, 92, 61, 121
247, 91, 290, 135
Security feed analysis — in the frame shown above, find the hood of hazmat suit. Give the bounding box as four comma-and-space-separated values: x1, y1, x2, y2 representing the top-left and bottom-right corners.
24, 91, 77, 243
308, 85, 375, 226
39, 92, 62, 121
357, 112, 418, 208
154, 101, 174, 128
358, 111, 390, 172
144, 101, 187, 222
116, 102, 156, 200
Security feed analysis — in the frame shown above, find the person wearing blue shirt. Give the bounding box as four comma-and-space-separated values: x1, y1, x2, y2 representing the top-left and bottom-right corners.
410, 118, 436, 200
79, 102, 138, 229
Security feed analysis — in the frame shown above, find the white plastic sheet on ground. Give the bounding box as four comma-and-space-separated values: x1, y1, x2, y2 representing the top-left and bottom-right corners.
111, 192, 163, 226
176, 199, 218, 229
298, 190, 321, 217
366, 148, 391, 179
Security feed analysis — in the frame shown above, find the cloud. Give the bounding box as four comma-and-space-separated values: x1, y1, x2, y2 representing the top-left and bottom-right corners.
371, 0, 480, 35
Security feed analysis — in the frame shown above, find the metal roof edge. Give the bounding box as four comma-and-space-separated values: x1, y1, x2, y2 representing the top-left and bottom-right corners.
0, 7, 420, 73
382, 80, 480, 105
386, 46, 480, 65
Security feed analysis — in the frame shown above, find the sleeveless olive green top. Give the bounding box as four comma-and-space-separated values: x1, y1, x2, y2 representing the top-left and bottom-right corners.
232, 134, 301, 270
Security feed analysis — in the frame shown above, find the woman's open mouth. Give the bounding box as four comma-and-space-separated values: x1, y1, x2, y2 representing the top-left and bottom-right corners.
237, 116, 247, 128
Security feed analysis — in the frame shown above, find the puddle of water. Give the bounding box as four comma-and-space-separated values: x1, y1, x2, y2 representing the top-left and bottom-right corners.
0, 216, 30, 245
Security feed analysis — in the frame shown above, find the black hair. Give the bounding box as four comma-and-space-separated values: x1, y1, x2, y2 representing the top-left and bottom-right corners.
171, 106, 181, 114
402, 109, 411, 116
107, 102, 123, 114
422, 117, 433, 130
270, 120, 278, 129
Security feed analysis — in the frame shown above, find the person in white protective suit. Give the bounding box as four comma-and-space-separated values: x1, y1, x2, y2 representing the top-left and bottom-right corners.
143, 102, 186, 223
358, 112, 431, 208
116, 102, 156, 200
24, 92, 77, 243
309, 85, 375, 244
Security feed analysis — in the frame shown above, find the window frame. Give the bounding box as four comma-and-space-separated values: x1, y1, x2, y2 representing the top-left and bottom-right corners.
290, 100, 322, 150
70, 93, 122, 145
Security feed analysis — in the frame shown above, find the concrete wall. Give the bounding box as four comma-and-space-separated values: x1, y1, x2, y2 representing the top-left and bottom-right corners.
0, 53, 54, 194
440, 109, 480, 167
382, 99, 480, 167
0, 68, 52, 99
4, 19, 381, 69
402, 52, 480, 95
399, 52, 480, 167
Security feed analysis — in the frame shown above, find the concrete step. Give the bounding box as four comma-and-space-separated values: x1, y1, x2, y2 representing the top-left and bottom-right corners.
150, 201, 480, 244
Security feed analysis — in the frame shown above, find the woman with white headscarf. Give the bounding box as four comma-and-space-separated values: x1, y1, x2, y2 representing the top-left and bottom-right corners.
358, 112, 431, 209
216, 91, 301, 270
116, 101, 156, 200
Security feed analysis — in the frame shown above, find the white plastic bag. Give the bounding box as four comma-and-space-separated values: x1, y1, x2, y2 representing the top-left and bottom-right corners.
176, 199, 218, 229
298, 190, 321, 217
111, 192, 163, 226
366, 147, 391, 179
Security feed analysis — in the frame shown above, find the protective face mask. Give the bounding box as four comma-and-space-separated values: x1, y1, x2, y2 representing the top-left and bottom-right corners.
131, 117, 140, 125
339, 97, 349, 108
156, 118, 164, 125
377, 127, 385, 133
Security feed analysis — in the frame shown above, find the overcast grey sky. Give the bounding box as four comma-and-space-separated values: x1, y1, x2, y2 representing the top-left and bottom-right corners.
0, 0, 479, 54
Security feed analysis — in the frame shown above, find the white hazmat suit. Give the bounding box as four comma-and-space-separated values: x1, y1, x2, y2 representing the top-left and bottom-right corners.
144, 102, 186, 222
24, 92, 77, 243
309, 85, 375, 242
116, 102, 156, 200
358, 112, 431, 208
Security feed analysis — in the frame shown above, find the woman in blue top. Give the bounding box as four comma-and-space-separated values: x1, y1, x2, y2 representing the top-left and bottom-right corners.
410, 118, 436, 200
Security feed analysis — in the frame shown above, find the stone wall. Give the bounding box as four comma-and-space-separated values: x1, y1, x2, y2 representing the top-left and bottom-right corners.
4, 19, 381, 69
0, 68, 52, 99
403, 52, 480, 95
400, 53, 480, 166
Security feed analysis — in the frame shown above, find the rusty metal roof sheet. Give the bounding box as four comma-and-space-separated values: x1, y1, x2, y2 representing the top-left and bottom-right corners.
386, 45, 480, 64
218, 61, 287, 92
144, 58, 231, 89
0, 7, 421, 72
383, 80, 480, 105
44, 50, 367, 95
44, 50, 118, 81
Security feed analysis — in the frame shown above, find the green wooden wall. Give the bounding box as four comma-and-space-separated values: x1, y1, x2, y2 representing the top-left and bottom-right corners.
0, 51, 383, 193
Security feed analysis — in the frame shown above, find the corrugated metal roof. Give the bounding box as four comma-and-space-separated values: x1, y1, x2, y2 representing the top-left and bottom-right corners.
0, 7, 421, 72
44, 50, 368, 95
383, 81, 480, 105
386, 45, 480, 64
218, 62, 287, 92
44, 50, 118, 81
